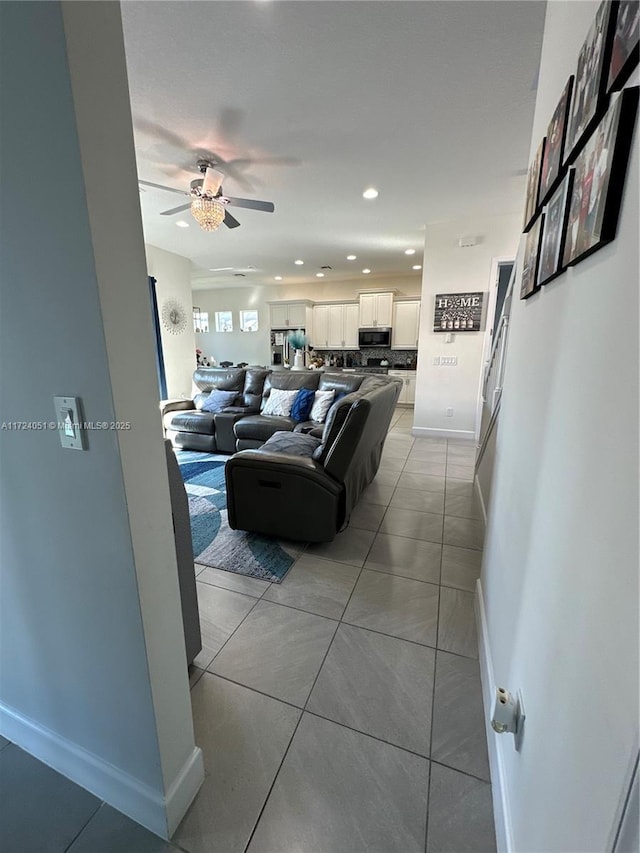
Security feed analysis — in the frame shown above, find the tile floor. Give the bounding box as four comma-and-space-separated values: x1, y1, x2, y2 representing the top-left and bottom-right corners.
1, 408, 495, 853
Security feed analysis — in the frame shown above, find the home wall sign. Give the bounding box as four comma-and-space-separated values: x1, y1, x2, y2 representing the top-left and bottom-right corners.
433, 292, 485, 332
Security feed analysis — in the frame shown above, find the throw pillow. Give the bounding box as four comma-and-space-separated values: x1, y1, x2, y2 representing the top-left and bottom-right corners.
201, 389, 239, 413
290, 388, 316, 422
262, 388, 298, 417
309, 389, 335, 423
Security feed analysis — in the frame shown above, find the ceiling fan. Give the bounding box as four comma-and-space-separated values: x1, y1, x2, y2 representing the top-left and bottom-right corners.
139, 159, 275, 231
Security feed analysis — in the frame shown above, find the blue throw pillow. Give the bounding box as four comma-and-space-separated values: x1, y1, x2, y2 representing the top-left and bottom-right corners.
290, 388, 316, 422
201, 389, 239, 413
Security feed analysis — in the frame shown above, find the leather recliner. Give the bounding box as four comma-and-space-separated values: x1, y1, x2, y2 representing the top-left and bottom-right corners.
225, 375, 402, 542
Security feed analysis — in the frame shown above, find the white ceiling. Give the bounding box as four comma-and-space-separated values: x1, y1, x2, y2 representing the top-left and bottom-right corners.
121, 1, 545, 292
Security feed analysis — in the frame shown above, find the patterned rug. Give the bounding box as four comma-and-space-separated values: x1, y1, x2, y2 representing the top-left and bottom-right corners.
176, 450, 302, 583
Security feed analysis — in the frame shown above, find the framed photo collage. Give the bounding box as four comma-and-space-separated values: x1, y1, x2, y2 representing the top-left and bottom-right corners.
520, 0, 639, 300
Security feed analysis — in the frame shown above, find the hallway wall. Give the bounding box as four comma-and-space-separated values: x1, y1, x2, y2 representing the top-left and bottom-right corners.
0, 1, 201, 837
480, 2, 639, 850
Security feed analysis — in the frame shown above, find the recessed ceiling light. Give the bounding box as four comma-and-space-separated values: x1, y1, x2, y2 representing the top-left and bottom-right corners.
362, 268, 371, 274
209, 267, 233, 271
362, 188, 379, 200
412, 264, 422, 270
294, 259, 304, 265
347, 254, 357, 260
404, 249, 416, 255
175, 221, 189, 228
274, 276, 283, 281
316, 272, 325, 278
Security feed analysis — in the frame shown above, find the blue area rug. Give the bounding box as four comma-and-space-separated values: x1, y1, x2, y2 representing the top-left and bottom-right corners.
176, 450, 301, 583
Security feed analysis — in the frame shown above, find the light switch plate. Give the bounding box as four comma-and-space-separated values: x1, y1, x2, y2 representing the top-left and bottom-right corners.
53, 396, 87, 450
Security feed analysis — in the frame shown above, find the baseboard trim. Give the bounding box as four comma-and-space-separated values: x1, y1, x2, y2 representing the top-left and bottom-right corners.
411, 426, 475, 440
475, 580, 513, 853
474, 475, 488, 525
0, 702, 204, 840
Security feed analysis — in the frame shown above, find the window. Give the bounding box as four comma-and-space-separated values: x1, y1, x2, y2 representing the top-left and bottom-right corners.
214, 311, 233, 332
240, 310, 259, 332
192, 307, 209, 333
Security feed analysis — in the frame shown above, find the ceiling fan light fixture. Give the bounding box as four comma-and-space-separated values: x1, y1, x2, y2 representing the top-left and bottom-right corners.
191, 196, 226, 232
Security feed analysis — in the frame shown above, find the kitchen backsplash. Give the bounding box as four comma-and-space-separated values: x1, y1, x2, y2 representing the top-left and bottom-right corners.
313, 348, 418, 367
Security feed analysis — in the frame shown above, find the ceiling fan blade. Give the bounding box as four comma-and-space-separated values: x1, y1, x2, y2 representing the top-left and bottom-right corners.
223, 210, 241, 229
139, 179, 188, 197
160, 203, 191, 216
226, 197, 275, 213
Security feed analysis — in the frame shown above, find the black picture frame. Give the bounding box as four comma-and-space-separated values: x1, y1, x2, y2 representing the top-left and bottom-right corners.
537, 170, 574, 287
607, 0, 640, 92
523, 137, 546, 232
520, 213, 545, 300
539, 77, 574, 205
565, 0, 616, 164
563, 86, 638, 268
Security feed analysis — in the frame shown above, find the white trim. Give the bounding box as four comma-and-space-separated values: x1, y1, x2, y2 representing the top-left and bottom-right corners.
411, 426, 475, 440
0, 702, 204, 840
475, 580, 514, 853
474, 473, 488, 525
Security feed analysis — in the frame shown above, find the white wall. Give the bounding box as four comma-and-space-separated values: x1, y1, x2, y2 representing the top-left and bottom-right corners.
413, 214, 520, 438
480, 3, 639, 850
146, 245, 196, 398
193, 274, 421, 367
0, 2, 202, 838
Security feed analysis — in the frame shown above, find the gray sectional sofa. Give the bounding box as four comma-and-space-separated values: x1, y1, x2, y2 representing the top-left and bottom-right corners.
161, 367, 402, 542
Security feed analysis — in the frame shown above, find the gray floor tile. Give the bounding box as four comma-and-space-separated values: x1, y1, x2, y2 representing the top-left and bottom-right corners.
427, 763, 496, 853
441, 545, 482, 592
445, 478, 476, 498
447, 446, 477, 465
376, 456, 405, 474
196, 565, 270, 598
307, 526, 376, 567
403, 459, 447, 477
174, 674, 300, 853
390, 487, 445, 514
382, 445, 411, 461
407, 447, 447, 463
380, 507, 443, 543
445, 493, 483, 520
431, 652, 490, 780
210, 600, 337, 706
438, 587, 478, 658
247, 713, 429, 853
0, 744, 100, 853
188, 665, 205, 689
348, 500, 387, 531
263, 554, 360, 620
68, 804, 177, 853
344, 570, 439, 646
360, 481, 395, 506
307, 624, 435, 755
193, 582, 257, 669
443, 516, 485, 551
397, 472, 446, 494
446, 463, 475, 481
365, 533, 442, 584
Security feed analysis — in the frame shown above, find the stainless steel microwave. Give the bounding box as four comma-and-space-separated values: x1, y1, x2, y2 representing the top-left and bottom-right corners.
359, 327, 391, 348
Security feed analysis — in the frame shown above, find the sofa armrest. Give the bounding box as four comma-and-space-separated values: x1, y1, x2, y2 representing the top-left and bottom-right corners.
230, 449, 336, 481
160, 398, 194, 418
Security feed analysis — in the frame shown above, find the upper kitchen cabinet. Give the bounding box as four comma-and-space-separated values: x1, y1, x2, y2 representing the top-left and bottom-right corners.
269, 300, 313, 329
312, 303, 359, 349
392, 300, 421, 349
359, 292, 394, 328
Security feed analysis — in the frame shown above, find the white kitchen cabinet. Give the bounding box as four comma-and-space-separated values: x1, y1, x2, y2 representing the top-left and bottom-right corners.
312, 305, 330, 348
312, 303, 359, 349
269, 301, 309, 328
343, 303, 360, 348
388, 370, 417, 406
359, 292, 394, 327
392, 300, 421, 349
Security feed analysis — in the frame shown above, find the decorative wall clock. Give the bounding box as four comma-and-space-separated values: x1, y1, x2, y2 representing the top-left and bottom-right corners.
161, 299, 188, 335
